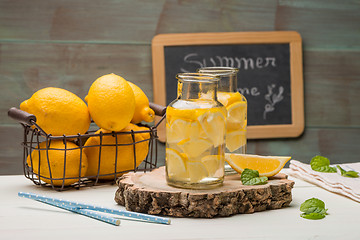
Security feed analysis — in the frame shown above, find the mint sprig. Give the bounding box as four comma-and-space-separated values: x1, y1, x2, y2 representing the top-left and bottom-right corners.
337, 165, 359, 178
300, 198, 328, 220
241, 168, 268, 185
310, 156, 337, 173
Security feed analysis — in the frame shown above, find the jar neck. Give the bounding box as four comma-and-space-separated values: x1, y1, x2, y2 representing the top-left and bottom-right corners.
176, 73, 219, 101
178, 80, 218, 101
217, 74, 237, 92
197, 67, 238, 93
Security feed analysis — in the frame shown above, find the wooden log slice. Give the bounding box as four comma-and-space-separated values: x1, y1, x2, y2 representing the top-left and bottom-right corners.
115, 167, 294, 218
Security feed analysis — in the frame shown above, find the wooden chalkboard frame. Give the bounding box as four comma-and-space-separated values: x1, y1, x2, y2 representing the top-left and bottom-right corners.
152, 31, 304, 140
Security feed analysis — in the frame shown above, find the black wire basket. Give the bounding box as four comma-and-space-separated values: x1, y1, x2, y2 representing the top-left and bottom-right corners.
8, 103, 166, 191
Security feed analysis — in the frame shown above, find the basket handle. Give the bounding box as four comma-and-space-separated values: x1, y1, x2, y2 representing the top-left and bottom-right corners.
8, 107, 37, 125
149, 102, 166, 116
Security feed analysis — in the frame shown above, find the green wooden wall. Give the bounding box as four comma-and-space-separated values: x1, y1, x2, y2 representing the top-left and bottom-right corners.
1, 0, 359, 174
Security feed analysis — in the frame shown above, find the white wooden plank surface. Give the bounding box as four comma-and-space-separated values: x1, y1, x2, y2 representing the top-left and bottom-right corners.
0, 172, 359, 240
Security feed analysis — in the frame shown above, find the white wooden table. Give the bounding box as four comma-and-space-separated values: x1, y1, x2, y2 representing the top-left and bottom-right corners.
1, 170, 359, 240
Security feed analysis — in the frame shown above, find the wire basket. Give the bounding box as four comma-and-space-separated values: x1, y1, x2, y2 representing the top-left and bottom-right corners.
8, 104, 166, 191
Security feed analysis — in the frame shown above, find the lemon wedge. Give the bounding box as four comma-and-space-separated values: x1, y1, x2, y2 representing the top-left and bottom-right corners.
166, 148, 188, 179
225, 153, 291, 177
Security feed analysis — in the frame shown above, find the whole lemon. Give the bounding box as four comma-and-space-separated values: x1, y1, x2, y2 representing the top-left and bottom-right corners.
27, 140, 88, 186
20, 87, 91, 136
86, 73, 135, 131
84, 124, 150, 180
127, 81, 155, 123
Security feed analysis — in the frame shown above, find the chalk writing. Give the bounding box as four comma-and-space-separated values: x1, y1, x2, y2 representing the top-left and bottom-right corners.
263, 84, 284, 120
238, 87, 260, 97
180, 53, 277, 72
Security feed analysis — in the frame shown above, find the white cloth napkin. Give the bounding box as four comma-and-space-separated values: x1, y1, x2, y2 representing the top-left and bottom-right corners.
288, 160, 360, 203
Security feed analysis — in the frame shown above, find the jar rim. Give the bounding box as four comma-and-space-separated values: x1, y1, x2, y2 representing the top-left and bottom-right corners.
197, 67, 239, 76
176, 73, 220, 82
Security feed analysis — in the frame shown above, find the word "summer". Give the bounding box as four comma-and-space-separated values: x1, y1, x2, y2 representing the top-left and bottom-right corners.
180, 53, 277, 72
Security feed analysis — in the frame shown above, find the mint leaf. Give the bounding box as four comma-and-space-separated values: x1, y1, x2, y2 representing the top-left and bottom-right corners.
300, 198, 327, 220
310, 156, 337, 173
241, 168, 268, 185
300, 212, 326, 220
300, 198, 327, 214
337, 165, 359, 178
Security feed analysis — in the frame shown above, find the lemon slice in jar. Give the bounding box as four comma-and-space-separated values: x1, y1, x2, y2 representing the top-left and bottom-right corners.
201, 155, 224, 176
198, 110, 226, 147
167, 119, 201, 143
217, 92, 243, 107
177, 138, 213, 159
225, 130, 246, 152
226, 101, 247, 128
166, 148, 188, 179
186, 161, 208, 183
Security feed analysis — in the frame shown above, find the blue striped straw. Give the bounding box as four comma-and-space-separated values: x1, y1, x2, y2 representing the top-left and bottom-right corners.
36, 198, 121, 226
18, 192, 171, 225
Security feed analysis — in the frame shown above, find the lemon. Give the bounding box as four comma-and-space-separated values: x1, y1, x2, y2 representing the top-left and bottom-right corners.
127, 81, 155, 123
198, 110, 226, 147
20, 87, 91, 136
225, 153, 291, 177
84, 123, 149, 180
132, 124, 151, 140
225, 130, 246, 152
201, 155, 224, 176
166, 148, 188, 180
177, 138, 213, 158
26, 140, 88, 186
85, 73, 135, 132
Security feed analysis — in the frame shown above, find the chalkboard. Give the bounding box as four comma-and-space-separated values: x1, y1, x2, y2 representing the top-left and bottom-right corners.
152, 32, 304, 140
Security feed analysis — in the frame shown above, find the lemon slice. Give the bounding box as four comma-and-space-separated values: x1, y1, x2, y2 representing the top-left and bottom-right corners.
225, 153, 291, 177
186, 121, 202, 139
225, 130, 246, 152
166, 148, 188, 179
167, 119, 201, 143
227, 101, 247, 126
186, 161, 208, 182
166, 106, 202, 123
227, 120, 247, 132
217, 92, 243, 107
178, 138, 213, 159
198, 110, 226, 147
217, 92, 231, 107
201, 155, 224, 176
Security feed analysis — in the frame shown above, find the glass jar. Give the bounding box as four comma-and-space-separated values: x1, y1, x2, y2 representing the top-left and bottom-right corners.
197, 67, 247, 174
166, 73, 226, 189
